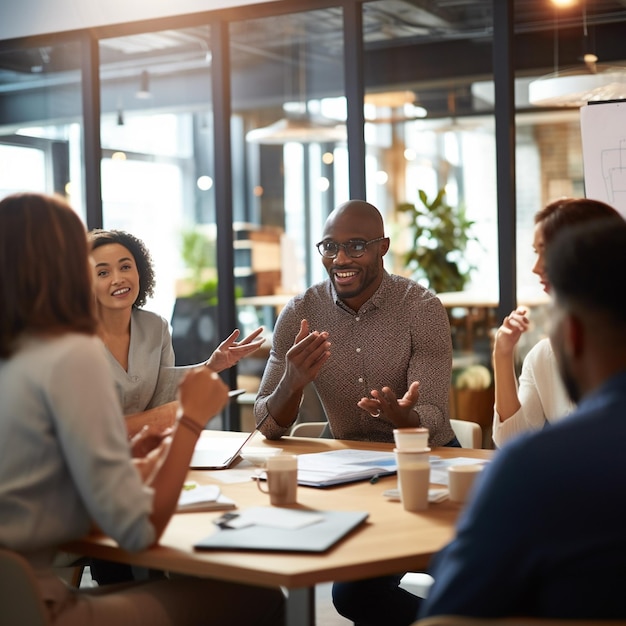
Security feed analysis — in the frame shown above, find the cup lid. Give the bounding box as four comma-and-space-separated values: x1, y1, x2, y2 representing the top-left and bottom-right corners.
393, 447, 431, 454
448, 463, 484, 473
393, 427, 429, 434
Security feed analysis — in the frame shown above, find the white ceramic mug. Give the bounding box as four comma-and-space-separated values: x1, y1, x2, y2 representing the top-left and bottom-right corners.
394, 448, 431, 512
256, 454, 298, 505
448, 463, 484, 503
393, 427, 429, 451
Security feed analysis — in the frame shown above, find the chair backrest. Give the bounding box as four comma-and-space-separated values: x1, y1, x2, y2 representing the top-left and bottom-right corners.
450, 419, 482, 448
0, 549, 50, 626
289, 421, 327, 438
414, 616, 626, 626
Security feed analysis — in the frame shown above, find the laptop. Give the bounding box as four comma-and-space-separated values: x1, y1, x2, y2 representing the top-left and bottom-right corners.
190, 429, 258, 469
189, 396, 265, 470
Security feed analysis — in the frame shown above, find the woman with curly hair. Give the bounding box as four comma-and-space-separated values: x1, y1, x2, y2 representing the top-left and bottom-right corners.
88, 229, 265, 585
89, 229, 263, 433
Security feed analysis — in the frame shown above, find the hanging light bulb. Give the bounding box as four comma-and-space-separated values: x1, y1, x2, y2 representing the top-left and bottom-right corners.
529, 1, 626, 107
246, 25, 346, 144
135, 70, 152, 99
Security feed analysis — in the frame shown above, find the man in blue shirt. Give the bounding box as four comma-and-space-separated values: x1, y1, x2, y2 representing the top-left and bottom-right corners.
420, 216, 626, 620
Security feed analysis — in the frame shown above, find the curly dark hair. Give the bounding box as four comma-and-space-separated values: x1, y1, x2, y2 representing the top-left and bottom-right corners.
88, 229, 156, 308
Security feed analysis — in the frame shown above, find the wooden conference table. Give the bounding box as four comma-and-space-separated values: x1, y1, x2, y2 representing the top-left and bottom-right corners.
64, 432, 493, 626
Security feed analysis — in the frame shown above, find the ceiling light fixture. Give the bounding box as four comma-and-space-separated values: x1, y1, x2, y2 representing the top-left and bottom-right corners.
529, 1, 626, 107
135, 70, 152, 99
246, 25, 346, 145
246, 110, 346, 144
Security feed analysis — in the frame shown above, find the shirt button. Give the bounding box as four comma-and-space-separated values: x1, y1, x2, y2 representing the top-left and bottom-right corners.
358, 377, 364, 383
355, 316, 360, 321
356, 347, 361, 353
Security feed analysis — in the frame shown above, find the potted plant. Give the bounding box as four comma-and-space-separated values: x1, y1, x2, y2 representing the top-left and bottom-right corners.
171, 228, 219, 365
397, 188, 476, 294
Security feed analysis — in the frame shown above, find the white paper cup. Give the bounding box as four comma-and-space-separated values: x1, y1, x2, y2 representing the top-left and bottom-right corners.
393, 427, 429, 451
257, 454, 298, 505
448, 464, 484, 503
394, 448, 431, 512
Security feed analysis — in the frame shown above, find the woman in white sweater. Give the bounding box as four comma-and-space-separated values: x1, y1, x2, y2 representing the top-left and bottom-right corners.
492, 197, 622, 447
0, 192, 284, 625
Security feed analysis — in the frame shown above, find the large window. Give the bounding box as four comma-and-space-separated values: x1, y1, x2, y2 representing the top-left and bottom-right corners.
0, 40, 84, 217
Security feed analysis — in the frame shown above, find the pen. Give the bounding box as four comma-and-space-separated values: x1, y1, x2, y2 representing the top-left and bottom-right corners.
370, 474, 380, 485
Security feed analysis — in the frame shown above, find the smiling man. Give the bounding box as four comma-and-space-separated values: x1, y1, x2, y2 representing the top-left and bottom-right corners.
254, 199, 454, 445
254, 199, 456, 625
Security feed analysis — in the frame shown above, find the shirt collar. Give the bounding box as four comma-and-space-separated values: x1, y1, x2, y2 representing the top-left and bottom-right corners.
332, 270, 390, 314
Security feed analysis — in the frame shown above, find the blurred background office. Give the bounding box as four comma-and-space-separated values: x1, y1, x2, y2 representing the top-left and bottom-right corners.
2, 0, 625, 430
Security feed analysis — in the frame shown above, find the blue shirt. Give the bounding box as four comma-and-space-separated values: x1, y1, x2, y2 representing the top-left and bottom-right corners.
421, 369, 626, 619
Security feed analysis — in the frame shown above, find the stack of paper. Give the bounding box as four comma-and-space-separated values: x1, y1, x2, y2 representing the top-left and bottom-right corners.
294, 449, 398, 487
177, 482, 236, 513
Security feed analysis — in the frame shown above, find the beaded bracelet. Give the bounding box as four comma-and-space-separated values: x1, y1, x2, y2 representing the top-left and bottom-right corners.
177, 414, 204, 438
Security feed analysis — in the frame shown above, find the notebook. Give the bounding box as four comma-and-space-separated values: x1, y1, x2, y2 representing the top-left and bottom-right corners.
194, 509, 369, 553
176, 483, 237, 513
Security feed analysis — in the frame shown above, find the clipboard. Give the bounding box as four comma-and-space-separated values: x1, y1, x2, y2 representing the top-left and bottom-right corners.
194, 510, 369, 553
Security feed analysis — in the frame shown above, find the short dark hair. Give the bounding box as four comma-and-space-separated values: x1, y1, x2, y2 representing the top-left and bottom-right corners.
535, 197, 621, 245
0, 192, 97, 358
546, 217, 626, 325
88, 229, 155, 308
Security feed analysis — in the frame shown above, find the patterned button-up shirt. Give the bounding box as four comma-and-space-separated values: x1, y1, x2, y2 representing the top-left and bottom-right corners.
254, 271, 455, 446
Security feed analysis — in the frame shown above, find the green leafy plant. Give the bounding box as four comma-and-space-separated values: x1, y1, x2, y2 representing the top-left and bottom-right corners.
398, 188, 476, 294
179, 229, 242, 304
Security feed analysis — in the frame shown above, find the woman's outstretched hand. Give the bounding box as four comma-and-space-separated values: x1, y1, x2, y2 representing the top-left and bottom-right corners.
205, 327, 265, 372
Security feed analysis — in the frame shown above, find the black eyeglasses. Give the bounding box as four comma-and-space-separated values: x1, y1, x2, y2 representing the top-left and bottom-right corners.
315, 236, 386, 259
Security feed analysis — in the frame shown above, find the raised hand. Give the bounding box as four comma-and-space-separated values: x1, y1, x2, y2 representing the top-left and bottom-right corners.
494, 307, 530, 358
205, 327, 265, 372
282, 319, 331, 392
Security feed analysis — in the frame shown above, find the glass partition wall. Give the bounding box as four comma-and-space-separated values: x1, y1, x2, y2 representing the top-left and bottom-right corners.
0, 40, 84, 217
98, 27, 217, 358
2, 0, 626, 428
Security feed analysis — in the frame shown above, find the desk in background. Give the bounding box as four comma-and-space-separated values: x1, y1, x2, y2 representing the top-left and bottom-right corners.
65, 433, 492, 626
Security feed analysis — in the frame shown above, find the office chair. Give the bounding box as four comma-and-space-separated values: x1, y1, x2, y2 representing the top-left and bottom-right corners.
289, 421, 328, 438
450, 419, 482, 448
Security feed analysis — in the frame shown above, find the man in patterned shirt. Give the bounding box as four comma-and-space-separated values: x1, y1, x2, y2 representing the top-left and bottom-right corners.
254, 199, 458, 625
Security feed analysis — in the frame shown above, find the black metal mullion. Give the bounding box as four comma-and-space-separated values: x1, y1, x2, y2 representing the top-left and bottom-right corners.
80, 33, 103, 230
211, 18, 239, 431
493, 0, 517, 323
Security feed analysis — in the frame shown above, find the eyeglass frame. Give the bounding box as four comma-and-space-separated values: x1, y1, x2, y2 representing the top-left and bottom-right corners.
315, 236, 387, 259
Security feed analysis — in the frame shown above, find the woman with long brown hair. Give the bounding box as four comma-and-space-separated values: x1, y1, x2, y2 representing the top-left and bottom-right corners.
0, 192, 284, 625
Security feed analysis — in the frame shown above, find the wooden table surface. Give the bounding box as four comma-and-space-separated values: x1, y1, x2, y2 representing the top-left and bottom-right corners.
64, 433, 493, 623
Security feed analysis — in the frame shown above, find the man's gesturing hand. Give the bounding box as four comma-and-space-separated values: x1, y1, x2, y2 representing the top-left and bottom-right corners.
283, 319, 331, 392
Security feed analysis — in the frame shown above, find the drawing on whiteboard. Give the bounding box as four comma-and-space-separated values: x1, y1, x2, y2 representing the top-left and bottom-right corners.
601, 139, 626, 203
